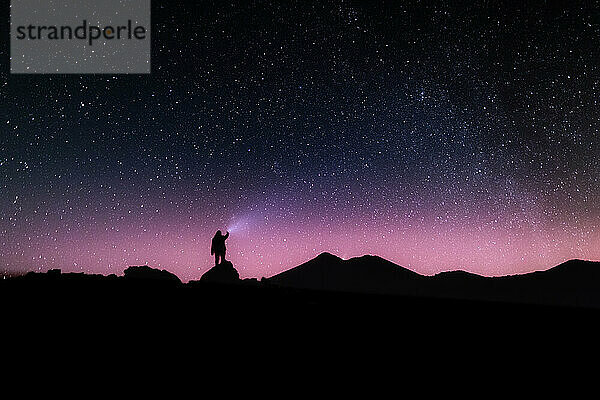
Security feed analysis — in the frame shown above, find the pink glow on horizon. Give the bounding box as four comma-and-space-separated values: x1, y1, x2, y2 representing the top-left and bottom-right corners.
4, 217, 599, 282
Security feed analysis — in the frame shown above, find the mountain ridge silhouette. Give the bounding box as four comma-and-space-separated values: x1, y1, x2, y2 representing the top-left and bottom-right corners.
267, 251, 424, 295
266, 252, 600, 307
3, 252, 600, 309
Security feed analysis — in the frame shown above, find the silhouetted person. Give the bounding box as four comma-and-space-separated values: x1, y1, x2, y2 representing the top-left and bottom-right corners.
211, 230, 229, 265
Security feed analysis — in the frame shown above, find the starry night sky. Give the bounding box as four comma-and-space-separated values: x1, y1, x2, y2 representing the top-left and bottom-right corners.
1, 0, 599, 281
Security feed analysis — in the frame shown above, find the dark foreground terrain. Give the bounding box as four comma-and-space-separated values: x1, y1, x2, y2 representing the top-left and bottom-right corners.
3, 255, 599, 332
3, 258, 594, 391
0, 255, 599, 376
2, 254, 599, 365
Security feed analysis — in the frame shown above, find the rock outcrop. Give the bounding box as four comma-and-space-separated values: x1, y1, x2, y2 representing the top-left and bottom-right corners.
200, 260, 240, 284
123, 265, 182, 286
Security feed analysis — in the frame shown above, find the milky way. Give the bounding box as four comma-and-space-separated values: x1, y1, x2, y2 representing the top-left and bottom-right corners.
1, 1, 599, 281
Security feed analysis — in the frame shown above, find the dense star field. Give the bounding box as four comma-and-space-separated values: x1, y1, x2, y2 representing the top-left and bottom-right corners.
1, 1, 599, 281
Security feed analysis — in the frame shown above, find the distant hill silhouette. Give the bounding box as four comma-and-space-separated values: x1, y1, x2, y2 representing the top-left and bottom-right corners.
267, 253, 600, 308
268, 252, 423, 295
124, 265, 182, 286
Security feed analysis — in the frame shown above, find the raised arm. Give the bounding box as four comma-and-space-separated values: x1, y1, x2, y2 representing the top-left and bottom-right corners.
224, 231, 229, 240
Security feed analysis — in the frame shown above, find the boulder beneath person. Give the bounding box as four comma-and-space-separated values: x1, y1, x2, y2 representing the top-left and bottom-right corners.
200, 260, 240, 284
